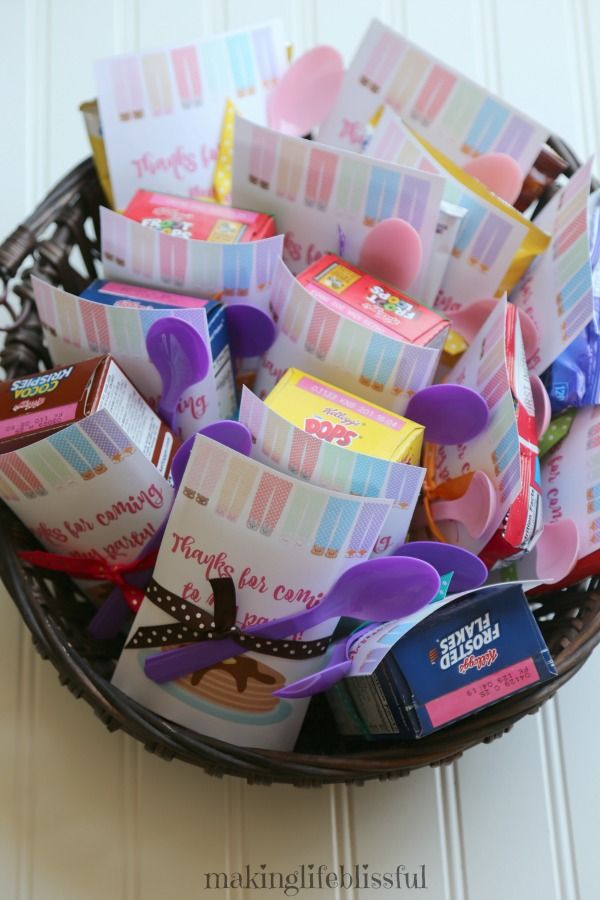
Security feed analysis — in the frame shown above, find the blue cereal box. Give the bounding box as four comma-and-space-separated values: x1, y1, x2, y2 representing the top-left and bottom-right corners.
328, 584, 557, 740
80, 279, 236, 418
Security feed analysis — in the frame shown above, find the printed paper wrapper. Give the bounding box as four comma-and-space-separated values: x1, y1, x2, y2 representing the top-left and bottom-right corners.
511, 159, 594, 375
231, 116, 444, 303
112, 434, 394, 750
319, 18, 549, 174
367, 109, 549, 312
542, 405, 600, 562
254, 259, 440, 416
100, 208, 284, 313
0, 411, 173, 566
239, 387, 425, 554
31, 276, 235, 439
94, 21, 288, 209
432, 298, 521, 554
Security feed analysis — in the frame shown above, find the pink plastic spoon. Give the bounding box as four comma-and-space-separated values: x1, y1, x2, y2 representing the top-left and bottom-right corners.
517, 518, 580, 583
463, 153, 524, 205
358, 218, 423, 291
431, 471, 498, 539
529, 373, 552, 438
267, 45, 344, 136
450, 300, 539, 361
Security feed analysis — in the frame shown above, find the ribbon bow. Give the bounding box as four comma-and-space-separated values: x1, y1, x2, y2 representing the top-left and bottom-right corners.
17, 548, 159, 611
127, 577, 332, 661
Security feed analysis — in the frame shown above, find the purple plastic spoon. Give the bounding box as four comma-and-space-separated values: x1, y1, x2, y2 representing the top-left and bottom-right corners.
146, 317, 210, 430
87, 421, 252, 639
392, 540, 487, 593
273, 626, 372, 699
276, 543, 488, 699
225, 304, 276, 358
144, 556, 441, 683
405, 383, 490, 445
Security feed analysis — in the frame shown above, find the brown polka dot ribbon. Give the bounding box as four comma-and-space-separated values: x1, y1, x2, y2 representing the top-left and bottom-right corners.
126, 577, 332, 660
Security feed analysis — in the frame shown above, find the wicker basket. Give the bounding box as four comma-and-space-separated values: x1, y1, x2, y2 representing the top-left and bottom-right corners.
1, 148, 600, 787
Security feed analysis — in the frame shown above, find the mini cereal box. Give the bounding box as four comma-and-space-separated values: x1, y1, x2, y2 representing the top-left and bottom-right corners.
264, 369, 424, 464
298, 253, 449, 348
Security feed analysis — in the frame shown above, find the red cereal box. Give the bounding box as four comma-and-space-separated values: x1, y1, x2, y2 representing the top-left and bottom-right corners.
123, 190, 276, 242
297, 253, 449, 348
480, 304, 543, 566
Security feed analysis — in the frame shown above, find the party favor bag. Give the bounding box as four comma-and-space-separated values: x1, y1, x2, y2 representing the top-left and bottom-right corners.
254, 259, 441, 416
112, 434, 394, 750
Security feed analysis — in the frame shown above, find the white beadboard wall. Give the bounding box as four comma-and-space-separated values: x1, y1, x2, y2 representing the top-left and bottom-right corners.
0, 2, 599, 898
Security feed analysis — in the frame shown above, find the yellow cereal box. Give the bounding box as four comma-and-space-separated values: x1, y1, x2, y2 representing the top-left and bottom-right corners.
264, 369, 424, 464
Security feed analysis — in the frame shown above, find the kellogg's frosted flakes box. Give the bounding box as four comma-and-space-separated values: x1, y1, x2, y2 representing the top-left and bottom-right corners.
328, 584, 556, 739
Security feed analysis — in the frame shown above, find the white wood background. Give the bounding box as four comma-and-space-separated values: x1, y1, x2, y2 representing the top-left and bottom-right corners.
1, 1, 599, 898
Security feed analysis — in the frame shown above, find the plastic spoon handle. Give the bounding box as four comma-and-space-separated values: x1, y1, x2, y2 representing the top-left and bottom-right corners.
274, 661, 352, 698
273, 626, 372, 699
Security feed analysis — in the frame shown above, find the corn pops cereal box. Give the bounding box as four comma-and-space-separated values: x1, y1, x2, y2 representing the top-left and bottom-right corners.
264, 369, 424, 464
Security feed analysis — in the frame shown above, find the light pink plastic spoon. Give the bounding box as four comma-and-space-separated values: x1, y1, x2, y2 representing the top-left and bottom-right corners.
463, 153, 524, 205
431, 471, 498, 539
267, 45, 344, 136
450, 299, 539, 361
359, 218, 423, 291
518, 518, 580, 583
529, 373, 552, 438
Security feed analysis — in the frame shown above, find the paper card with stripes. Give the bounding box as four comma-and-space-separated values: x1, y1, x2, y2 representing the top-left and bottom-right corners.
239, 387, 425, 554
111, 433, 394, 750
318, 18, 548, 174
94, 21, 288, 209
0, 410, 174, 565
542, 405, 600, 561
367, 108, 542, 313
511, 158, 594, 375
31, 275, 233, 440
253, 258, 440, 416
231, 115, 444, 302
100, 207, 284, 312
433, 298, 521, 554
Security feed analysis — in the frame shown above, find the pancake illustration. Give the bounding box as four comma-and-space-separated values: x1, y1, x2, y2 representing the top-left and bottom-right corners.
176, 655, 285, 714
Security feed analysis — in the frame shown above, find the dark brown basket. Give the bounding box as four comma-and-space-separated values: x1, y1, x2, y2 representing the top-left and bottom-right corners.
1, 148, 600, 787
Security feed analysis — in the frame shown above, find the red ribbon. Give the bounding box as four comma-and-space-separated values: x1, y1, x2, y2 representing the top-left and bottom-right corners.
17, 548, 159, 611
